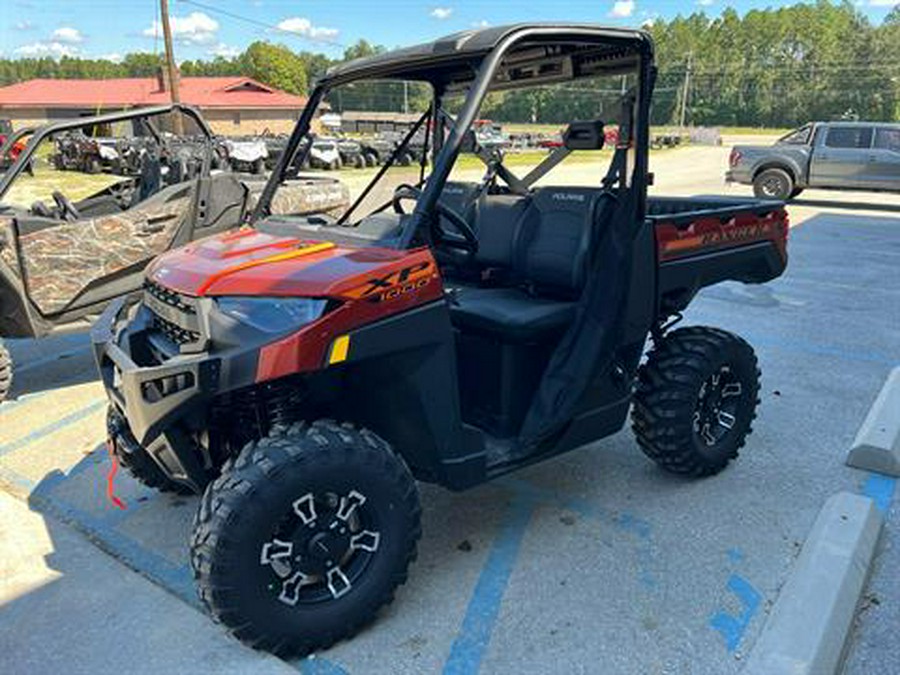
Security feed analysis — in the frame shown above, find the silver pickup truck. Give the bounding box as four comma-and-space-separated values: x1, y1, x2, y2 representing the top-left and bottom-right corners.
726, 121, 900, 200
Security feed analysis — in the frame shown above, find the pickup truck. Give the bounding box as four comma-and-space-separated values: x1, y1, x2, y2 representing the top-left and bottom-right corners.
727, 121, 900, 200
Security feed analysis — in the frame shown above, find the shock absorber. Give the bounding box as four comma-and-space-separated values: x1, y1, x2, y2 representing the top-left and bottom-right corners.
264, 379, 309, 431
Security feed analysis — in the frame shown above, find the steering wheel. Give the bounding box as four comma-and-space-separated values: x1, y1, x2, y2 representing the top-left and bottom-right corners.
52, 191, 80, 221
392, 184, 478, 256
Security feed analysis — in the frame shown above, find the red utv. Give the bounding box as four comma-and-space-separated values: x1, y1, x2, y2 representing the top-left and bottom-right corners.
94, 24, 788, 655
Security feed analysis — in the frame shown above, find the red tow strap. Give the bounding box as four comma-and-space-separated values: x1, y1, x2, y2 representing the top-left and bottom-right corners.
105, 439, 127, 510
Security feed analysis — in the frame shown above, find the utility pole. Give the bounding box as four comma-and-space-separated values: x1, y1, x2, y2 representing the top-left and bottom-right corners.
160, 0, 184, 133
403, 80, 409, 114
678, 51, 693, 131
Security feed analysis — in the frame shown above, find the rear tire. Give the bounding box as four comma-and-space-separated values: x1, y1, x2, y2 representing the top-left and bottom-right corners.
107, 406, 193, 495
753, 167, 793, 201
631, 327, 761, 477
0, 339, 11, 404
191, 420, 421, 656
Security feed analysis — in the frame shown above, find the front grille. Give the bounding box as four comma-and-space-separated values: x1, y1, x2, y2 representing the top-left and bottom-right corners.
152, 314, 201, 346
143, 279, 203, 350
145, 279, 196, 315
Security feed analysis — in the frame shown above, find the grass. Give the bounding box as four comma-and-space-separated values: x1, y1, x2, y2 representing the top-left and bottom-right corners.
4, 163, 123, 208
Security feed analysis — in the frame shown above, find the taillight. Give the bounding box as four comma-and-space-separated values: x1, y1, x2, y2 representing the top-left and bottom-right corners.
729, 149, 742, 168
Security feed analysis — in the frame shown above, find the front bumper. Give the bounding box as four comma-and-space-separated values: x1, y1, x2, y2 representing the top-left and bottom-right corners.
92, 298, 252, 491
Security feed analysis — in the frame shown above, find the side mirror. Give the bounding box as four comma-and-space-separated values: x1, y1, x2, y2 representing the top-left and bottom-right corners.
563, 120, 605, 151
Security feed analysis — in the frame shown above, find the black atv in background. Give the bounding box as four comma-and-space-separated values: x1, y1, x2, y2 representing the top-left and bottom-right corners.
52, 132, 105, 174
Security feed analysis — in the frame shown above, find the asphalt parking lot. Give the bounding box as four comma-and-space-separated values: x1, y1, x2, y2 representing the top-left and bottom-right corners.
0, 144, 898, 674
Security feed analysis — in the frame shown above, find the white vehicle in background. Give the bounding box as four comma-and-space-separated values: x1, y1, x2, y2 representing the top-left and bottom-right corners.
308, 138, 343, 171
223, 138, 269, 175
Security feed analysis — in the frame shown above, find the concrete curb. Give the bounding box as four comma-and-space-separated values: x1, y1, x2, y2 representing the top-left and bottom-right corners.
741, 492, 883, 675
846, 366, 900, 477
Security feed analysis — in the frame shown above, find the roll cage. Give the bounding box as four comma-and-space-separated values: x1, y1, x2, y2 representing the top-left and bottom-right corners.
0, 104, 213, 203
252, 24, 656, 239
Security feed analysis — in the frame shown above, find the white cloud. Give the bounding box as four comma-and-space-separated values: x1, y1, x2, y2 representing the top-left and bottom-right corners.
868, 0, 897, 5
142, 11, 219, 45
98, 52, 123, 63
14, 20, 36, 31
610, 0, 635, 17
15, 41, 80, 58
431, 7, 453, 19
697, 0, 714, 5
209, 42, 241, 58
51, 26, 83, 43
473, 19, 490, 28
275, 17, 340, 41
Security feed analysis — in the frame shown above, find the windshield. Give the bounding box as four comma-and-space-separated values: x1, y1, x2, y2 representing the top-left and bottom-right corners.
275, 79, 434, 226
266, 68, 636, 226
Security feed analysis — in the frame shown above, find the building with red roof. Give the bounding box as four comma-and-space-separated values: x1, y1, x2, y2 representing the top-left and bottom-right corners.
0, 74, 310, 135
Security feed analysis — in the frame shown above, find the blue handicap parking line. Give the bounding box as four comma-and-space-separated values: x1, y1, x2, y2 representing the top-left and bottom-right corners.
15, 345, 93, 375
443, 497, 535, 675
0, 399, 106, 458
0, 391, 50, 417
709, 574, 762, 652
9, 463, 199, 605
298, 658, 351, 675
862, 473, 897, 514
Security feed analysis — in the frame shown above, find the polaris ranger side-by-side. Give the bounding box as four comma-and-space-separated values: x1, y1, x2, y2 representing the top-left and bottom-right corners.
94, 25, 789, 655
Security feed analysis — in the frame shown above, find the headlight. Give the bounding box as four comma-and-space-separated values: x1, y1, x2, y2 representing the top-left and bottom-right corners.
216, 297, 328, 333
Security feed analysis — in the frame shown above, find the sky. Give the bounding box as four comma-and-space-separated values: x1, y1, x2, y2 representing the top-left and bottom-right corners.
0, 0, 897, 62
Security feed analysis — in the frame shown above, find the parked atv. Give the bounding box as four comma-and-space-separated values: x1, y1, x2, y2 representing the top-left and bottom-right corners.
224, 138, 269, 175
334, 138, 367, 169
0, 127, 35, 176
307, 138, 343, 170
52, 132, 105, 174
359, 137, 393, 167
94, 25, 789, 656
0, 104, 350, 403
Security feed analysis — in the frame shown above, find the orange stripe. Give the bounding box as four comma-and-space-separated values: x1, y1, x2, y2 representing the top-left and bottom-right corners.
196, 242, 336, 296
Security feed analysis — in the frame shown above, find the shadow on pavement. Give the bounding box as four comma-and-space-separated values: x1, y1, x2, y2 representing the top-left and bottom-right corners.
3, 332, 97, 402
0, 476, 297, 675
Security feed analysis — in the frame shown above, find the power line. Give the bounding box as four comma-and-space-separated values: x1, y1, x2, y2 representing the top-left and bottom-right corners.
177, 0, 348, 50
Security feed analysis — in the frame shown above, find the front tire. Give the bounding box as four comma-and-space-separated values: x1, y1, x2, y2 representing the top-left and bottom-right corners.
107, 407, 193, 494
631, 327, 761, 477
0, 339, 11, 403
191, 420, 421, 656
753, 167, 793, 200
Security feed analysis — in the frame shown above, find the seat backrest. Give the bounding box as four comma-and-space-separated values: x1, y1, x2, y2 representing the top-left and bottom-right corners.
438, 183, 531, 280
513, 187, 603, 296
471, 193, 530, 268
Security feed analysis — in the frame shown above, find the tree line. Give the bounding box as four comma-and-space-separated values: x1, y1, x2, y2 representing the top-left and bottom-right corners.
0, 2, 897, 128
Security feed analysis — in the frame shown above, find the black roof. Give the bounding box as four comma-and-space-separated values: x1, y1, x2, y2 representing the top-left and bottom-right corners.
323, 23, 651, 84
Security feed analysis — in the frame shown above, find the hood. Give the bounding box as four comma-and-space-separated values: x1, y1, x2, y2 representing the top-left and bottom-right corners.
147, 228, 423, 299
